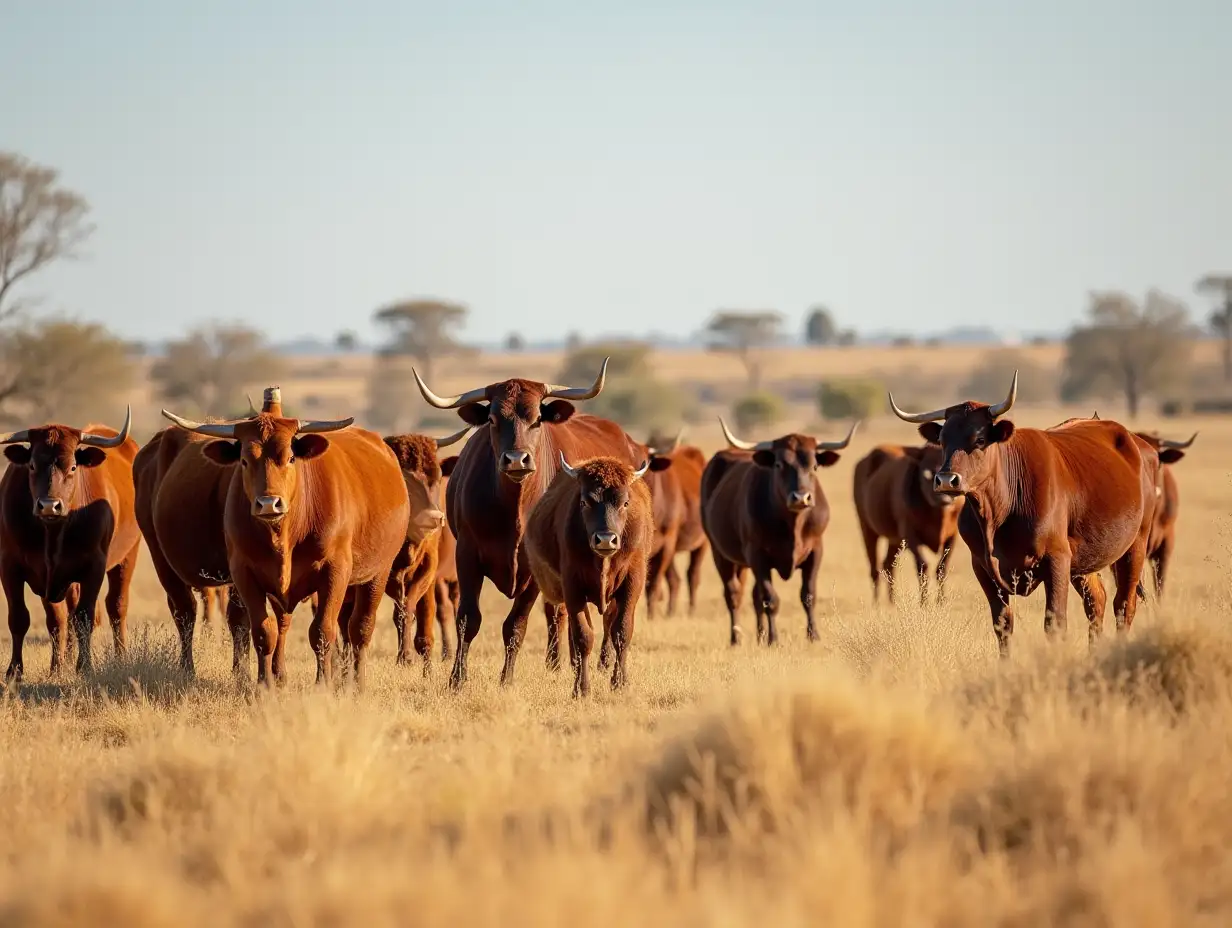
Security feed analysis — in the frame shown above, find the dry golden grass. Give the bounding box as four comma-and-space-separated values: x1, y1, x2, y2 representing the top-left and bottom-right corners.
0, 387, 1229, 926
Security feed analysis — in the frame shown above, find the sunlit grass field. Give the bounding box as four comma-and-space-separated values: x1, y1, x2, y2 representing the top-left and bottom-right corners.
0, 406, 1228, 926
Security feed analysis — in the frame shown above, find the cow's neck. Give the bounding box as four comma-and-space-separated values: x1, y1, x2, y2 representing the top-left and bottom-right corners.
963, 441, 1028, 593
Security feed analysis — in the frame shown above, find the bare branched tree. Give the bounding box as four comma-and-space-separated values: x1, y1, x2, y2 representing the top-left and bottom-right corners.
1197, 274, 1232, 382
1062, 289, 1192, 418
149, 323, 284, 417
704, 309, 784, 390
0, 152, 94, 323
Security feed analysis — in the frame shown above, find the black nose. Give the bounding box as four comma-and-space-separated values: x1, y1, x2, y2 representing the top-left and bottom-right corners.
500, 450, 534, 471
934, 472, 962, 492
591, 531, 619, 554
35, 497, 65, 518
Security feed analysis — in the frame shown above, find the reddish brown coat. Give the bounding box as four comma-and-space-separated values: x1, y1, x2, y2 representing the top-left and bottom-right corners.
1132, 431, 1193, 598
852, 443, 964, 604
526, 456, 653, 696
431, 457, 461, 661
0, 419, 141, 679
641, 441, 709, 618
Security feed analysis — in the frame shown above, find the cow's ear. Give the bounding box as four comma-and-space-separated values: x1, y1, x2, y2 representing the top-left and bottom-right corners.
74, 447, 108, 468
918, 423, 942, 444
816, 450, 841, 468
202, 440, 242, 465
457, 403, 490, 427
752, 449, 775, 467
1158, 448, 1185, 465
990, 420, 1015, 444
541, 400, 576, 425
291, 434, 330, 460
440, 455, 460, 477
649, 454, 672, 472
4, 445, 31, 466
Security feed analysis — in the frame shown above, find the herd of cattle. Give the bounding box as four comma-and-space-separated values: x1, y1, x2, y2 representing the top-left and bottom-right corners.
0, 360, 1197, 696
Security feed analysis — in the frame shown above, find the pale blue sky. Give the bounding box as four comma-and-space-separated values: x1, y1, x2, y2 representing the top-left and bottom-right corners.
3, 0, 1228, 344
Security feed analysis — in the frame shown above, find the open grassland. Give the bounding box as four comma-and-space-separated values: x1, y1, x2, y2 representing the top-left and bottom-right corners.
0, 404, 1229, 926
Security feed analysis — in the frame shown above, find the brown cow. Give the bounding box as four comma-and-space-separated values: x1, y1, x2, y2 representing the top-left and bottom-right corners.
431, 455, 462, 661
888, 372, 1158, 655
701, 419, 858, 646
1133, 431, 1196, 599
160, 404, 410, 686
853, 443, 964, 605
642, 429, 710, 618
377, 426, 471, 667
0, 409, 140, 679
412, 358, 645, 688
526, 453, 653, 696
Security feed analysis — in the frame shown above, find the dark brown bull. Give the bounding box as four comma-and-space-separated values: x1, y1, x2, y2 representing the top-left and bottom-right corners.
1132, 431, 1195, 599
853, 443, 964, 604
700, 419, 858, 646
160, 404, 410, 686
377, 427, 470, 668
526, 454, 653, 696
0, 410, 141, 679
413, 359, 645, 688
889, 372, 1158, 655
642, 429, 710, 618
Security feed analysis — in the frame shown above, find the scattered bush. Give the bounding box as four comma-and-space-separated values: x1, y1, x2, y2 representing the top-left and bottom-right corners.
731, 391, 784, 432
817, 379, 885, 421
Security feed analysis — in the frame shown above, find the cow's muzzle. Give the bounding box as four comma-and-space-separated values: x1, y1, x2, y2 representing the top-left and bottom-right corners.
409, 507, 447, 540
34, 497, 66, 521
591, 531, 620, 557
499, 450, 535, 482
253, 495, 287, 521
786, 490, 814, 511
933, 471, 966, 495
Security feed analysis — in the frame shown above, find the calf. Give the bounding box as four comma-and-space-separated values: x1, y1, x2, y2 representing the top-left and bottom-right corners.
0, 409, 141, 679
526, 453, 653, 696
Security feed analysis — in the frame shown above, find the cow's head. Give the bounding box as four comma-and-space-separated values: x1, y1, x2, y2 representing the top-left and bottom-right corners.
559, 453, 650, 558
412, 360, 609, 484
914, 444, 955, 509
1135, 431, 1196, 466
888, 372, 1018, 496
642, 427, 684, 474
383, 426, 471, 544
161, 408, 354, 524
0, 407, 132, 522
718, 418, 858, 512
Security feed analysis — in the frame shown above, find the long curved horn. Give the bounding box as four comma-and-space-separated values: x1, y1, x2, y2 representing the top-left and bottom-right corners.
80, 405, 132, 448
246, 394, 260, 416
817, 419, 859, 451
411, 368, 489, 410
543, 357, 609, 400
887, 392, 947, 424
0, 427, 31, 445
559, 451, 580, 479
161, 409, 238, 438
668, 426, 684, 453
718, 417, 772, 452
1159, 432, 1197, 450
433, 425, 473, 449
294, 417, 354, 434
631, 459, 650, 480
988, 370, 1018, 418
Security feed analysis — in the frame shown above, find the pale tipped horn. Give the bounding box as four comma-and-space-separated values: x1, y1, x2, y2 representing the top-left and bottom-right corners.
433, 425, 473, 449
1159, 432, 1197, 450
0, 427, 31, 445
668, 426, 684, 452
887, 392, 947, 424
543, 357, 609, 400
162, 409, 238, 438
817, 419, 859, 451
246, 394, 260, 416
411, 368, 489, 410
718, 417, 772, 452
294, 417, 354, 434
79, 405, 132, 448
988, 370, 1018, 418
559, 451, 580, 479
631, 459, 650, 480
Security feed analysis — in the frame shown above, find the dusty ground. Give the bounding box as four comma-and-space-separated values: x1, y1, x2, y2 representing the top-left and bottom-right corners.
0, 399, 1227, 926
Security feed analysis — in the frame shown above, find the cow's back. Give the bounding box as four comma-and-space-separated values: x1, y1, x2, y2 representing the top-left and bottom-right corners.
853, 445, 909, 539
672, 446, 707, 552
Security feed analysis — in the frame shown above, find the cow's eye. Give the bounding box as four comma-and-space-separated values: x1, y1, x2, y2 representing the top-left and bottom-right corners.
241, 459, 249, 468
289, 455, 295, 465
69, 464, 77, 473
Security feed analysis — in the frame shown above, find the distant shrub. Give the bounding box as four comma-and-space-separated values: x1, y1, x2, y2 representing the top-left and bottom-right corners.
588, 379, 684, 432
817, 379, 885, 421
732, 391, 785, 432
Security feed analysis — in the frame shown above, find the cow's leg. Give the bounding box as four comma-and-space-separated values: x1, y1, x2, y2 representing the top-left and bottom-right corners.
449, 546, 484, 689
271, 601, 295, 684
1071, 573, 1108, 648
73, 560, 107, 675
224, 589, 253, 678
935, 541, 955, 606
232, 566, 275, 686
972, 559, 1015, 658
609, 559, 644, 690
749, 560, 780, 646
645, 547, 667, 620
41, 598, 70, 679
345, 576, 385, 689
434, 577, 455, 662
798, 548, 820, 642
2, 561, 30, 684
1041, 553, 1071, 640
686, 543, 706, 616
881, 539, 904, 605
104, 541, 140, 659
906, 542, 930, 607
499, 581, 541, 686
1111, 540, 1148, 635
143, 530, 200, 672
410, 572, 438, 675
544, 600, 567, 672
860, 522, 882, 602
334, 589, 357, 682
390, 579, 412, 665
713, 552, 745, 645
598, 601, 614, 668
1152, 536, 1174, 599
664, 559, 682, 617
309, 567, 350, 686
564, 591, 594, 698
